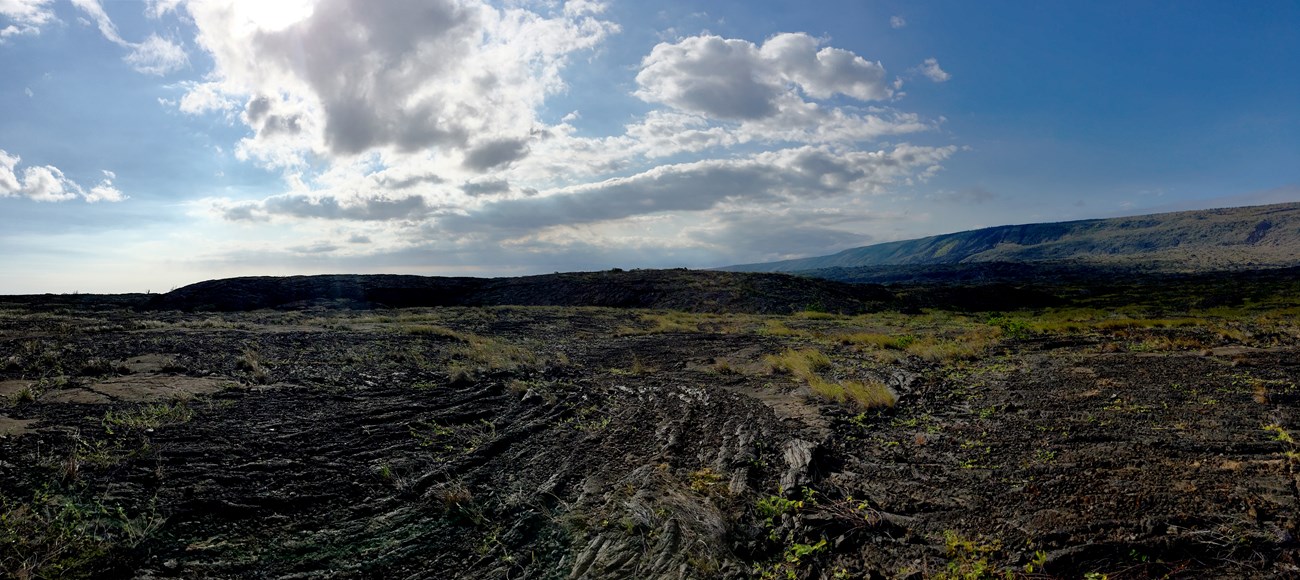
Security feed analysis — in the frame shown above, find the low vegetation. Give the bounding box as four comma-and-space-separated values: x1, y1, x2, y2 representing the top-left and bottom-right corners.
2, 269, 1299, 578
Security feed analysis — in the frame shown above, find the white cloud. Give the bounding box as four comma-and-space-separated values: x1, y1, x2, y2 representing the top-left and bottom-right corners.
0, 0, 56, 41
176, 81, 237, 115
124, 34, 189, 75
635, 35, 781, 120
760, 33, 892, 101
70, 0, 127, 45
71, 0, 189, 75
635, 33, 892, 121
890, 15, 906, 29
170, 8, 959, 271
84, 170, 126, 202
181, 0, 617, 172
24, 87, 33, 97
0, 149, 127, 203
919, 57, 950, 82
225, 144, 953, 233
144, 0, 182, 19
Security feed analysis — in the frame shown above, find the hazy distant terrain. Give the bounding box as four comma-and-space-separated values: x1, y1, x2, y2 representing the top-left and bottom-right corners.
726, 202, 1300, 275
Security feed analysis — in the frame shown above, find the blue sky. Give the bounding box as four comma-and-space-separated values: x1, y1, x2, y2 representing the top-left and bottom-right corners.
1, 0, 1296, 293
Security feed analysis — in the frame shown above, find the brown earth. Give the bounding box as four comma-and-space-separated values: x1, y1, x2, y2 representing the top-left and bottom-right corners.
1, 305, 1297, 579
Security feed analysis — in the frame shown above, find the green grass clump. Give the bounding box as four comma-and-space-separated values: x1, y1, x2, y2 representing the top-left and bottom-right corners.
765, 349, 830, 377
0, 490, 161, 579
622, 312, 705, 334
809, 377, 898, 409
838, 332, 913, 350
101, 402, 193, 434
767, 349, 896, 410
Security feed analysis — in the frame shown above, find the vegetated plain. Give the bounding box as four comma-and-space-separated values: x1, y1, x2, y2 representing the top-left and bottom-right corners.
1, 269, 1298, 579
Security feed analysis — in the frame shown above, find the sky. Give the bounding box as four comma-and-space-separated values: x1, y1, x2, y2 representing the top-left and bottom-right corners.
1, 0, 1297, 294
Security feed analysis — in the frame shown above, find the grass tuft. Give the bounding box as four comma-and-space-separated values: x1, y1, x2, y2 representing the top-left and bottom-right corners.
767, 349, 896, 410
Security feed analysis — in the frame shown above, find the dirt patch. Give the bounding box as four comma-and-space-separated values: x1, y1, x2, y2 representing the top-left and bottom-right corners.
41, 375, 234, 404
0, 380, 32, 399
118, 354, 181, 374
40, 387, 113, 404
0, 415, 37, 436
87, 375, 232, 402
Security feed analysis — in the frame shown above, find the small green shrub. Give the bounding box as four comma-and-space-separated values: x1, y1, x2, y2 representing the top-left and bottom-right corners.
102, 402, 193, 434
988, 316, 1032, 340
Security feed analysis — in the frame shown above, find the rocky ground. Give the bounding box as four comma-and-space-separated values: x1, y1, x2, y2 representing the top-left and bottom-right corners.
1, 296, 1298, 578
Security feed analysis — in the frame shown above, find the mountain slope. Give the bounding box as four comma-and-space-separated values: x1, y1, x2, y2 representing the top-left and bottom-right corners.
724, 202, 1300, 273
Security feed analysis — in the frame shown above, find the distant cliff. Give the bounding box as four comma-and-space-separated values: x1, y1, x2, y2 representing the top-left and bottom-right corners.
724, 202, 1300, 274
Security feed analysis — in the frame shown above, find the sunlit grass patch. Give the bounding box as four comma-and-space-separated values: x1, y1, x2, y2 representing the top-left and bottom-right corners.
764, 348, 830, 377
837, 332, 913, 350
766, 348, 895, 410
619, 311, 707, 334
808, 376, 897, 409
101, 401, 193, 434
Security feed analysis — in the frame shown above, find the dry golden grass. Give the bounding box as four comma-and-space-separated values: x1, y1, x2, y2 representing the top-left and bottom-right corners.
809, 377, 897, 409
764, 348, 831, 377
766, 348, 895, 410
619, 311, 708, 334
837, 332, 911, 350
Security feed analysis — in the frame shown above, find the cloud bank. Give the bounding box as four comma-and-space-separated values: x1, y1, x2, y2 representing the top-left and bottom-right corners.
7, 0, 962, 274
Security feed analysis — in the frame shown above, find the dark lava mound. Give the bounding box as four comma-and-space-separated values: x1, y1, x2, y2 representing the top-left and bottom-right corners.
147, 269, 898, 314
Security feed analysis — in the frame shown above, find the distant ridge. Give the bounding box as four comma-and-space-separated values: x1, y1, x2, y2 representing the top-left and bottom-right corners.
146, 270, 898, 314
723, 202, 1300, 274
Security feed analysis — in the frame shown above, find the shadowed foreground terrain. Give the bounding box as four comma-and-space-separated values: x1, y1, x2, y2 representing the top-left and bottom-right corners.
2, 271, 1299, 578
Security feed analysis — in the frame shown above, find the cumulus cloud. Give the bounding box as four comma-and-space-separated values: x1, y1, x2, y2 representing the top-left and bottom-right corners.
635, 36, 781, 119
181, 0, 617, 170
0, 149, 126, 203
635, 33, 892, 120
71, 0, 188, 75
84, 170, 125, 203
890, 15, 906, 29
761, 33, 892, 100
173, 7, 960, 271
0, 0, 56, 41
919, 58, 950, 82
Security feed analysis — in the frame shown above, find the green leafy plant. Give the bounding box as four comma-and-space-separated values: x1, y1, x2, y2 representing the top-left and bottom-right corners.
937, 530, 1004, 580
